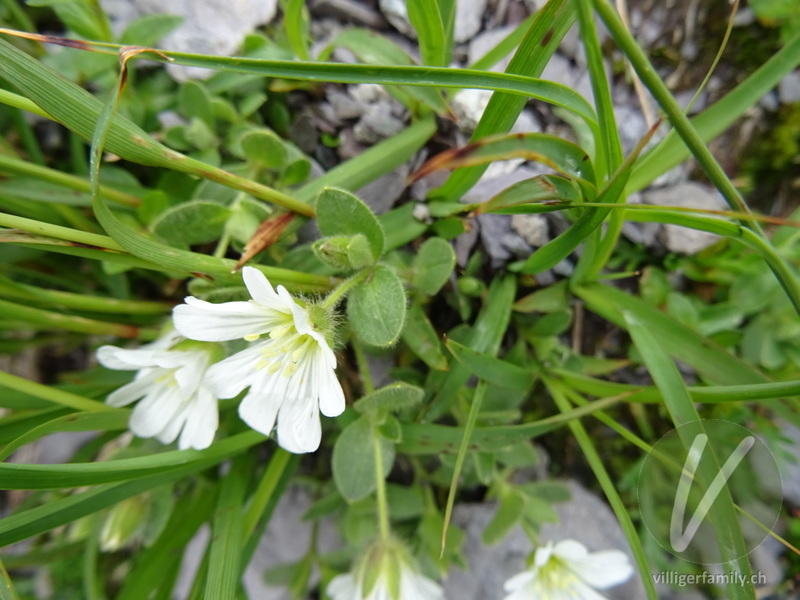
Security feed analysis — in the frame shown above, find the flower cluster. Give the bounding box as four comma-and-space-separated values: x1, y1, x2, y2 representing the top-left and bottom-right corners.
99, 267, 345, 453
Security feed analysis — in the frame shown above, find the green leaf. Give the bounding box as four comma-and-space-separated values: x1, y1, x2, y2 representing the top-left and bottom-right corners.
332, 416, 395, 502
205, 454, 251, 600
179, 81, 215, 127
476, 175, 582, 215
513, 280, 569, 313
482, 488, 525, 545
425, 275, 517, 420
316, 187, 384, 261
445, 339, 536, 391
150, 200, 231, 247
401, 301, 448, 370
354, 382, 424, 415
575, 283, 767, 385
412, 237, 456, 295
240, 129, 288, 170
120, 13, 183, 47
407, 0, 447, 66
347, 265, 407, 347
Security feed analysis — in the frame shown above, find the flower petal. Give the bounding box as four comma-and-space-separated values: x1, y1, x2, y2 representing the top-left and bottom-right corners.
105, 370, 161, 407
242, 267, 292, 310
128, 384, 184, 439
205, 344, 264, 399
567, 549, 634, 590
173, 297, 284, 342
316, 358, 345, 417
276, 381, 322, 454
238, 384, 281, 438
179, 386, 218, 450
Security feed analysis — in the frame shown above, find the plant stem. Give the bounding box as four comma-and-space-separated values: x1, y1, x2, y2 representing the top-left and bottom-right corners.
321, 269, 371, 310
0, 211, 124, 250
0, 277, 172, 315
373, 423, 391, 542
591, 0, 760, 232
352, 338, 375, 395
0, 154, 140, 207
0, 297, 159, 339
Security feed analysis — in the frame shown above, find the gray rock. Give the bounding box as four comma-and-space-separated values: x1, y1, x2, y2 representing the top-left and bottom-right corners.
500, 231, 533, 258
101, 0, 279, 81
451, 89, 493, 132
380, 0, 485, 43
356, 163, 410, 214
350, 83, 392, 104
468, 25, 517, 71
478, 213, 515, 266
455, 221, 480, 267
310, 0, 388, 29
327, 88, 364, 121
244, 485, 341, 599
779, 71, 800, 105
615, 104, 649, 155
642, 182, 727, 254
453, 0, 487, 43
353, 103, 406, 144
444, 481, 646, 600
378, 0, 416, 37
511, 213, 549, 247
621, 193, 661, 247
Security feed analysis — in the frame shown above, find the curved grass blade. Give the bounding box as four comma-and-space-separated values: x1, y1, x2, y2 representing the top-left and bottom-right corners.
441, 380, 488, 555
400, 394, 626, 454
0, 30, 596, 127
0, 37, 313, 217
0, 410, 129, 461
445, 338, 536, 390
511, 121, 659, 275
412, 132, 597, 196
205, 453, 252, 600
0, 370, 114, 413
575, 282, 768, 385
474, 175, 582, 215
0, 431, 265, 490
622, 312, 754, 598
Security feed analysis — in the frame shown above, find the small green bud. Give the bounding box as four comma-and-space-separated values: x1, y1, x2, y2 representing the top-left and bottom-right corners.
100, 495, 148, 552
312, 234, 373, 270
457, 276, 485, 296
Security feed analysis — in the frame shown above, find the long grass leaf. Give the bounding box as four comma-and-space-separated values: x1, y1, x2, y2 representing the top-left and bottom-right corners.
622, 312, 754, 598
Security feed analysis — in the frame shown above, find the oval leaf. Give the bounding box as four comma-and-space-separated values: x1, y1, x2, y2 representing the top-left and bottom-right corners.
347, 265, 406, 347
316, 187, 384, 260
332, 415, 395, 502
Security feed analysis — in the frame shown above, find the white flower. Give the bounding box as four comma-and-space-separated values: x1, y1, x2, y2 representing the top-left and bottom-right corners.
503, 539, 634, 600
97, 332, 219, 451
327, 540, 444, 600
172, 266, 345, 454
